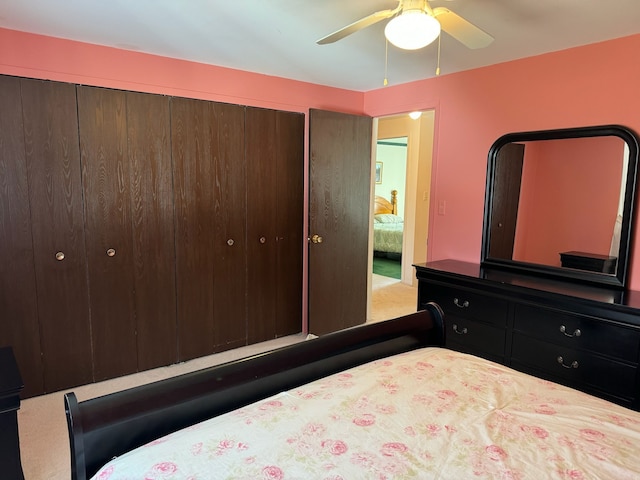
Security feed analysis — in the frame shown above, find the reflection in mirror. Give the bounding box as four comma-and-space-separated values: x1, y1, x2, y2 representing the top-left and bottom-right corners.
492, 136, 627, 267
482, 125, 639, 289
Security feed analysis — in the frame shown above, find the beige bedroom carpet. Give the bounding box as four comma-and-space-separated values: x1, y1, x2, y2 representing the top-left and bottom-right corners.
370, 274, 418, 322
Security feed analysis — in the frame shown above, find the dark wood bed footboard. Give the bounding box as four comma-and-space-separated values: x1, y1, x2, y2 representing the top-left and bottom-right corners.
65, 305, 444, 480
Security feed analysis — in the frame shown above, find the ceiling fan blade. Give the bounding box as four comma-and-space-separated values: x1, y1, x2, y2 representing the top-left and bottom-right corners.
316, 8, 398, 45
432, 7, 494, 49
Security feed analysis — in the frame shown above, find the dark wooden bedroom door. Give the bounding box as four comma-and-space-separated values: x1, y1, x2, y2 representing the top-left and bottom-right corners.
487, 142, 525, 260
308, 109, 372, 336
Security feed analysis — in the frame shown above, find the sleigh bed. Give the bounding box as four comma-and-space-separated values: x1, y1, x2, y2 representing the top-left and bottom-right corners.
374, 189, 404, 256
65, 307, 444, 480
64, 304, 640, 480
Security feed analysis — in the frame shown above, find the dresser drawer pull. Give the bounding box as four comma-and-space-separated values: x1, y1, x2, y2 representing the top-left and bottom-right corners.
452, 324, 468, 335
557, 356, 579, 369
453, 298, 470, 308
559, 325, 581, 338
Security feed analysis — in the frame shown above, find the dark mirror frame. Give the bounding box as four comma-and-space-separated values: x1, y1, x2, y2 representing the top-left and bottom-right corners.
481, 125, 639, 289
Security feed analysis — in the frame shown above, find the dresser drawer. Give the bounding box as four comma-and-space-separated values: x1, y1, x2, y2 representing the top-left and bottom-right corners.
420, 283, 509, 326
511, 334, 638, 400
514, 304, 640, 363
446, 317, 506, 359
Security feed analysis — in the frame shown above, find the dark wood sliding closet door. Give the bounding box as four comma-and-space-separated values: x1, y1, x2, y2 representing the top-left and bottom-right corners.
210, 103, 248, 352
21, 79, 93, 392
246, 108, 279, 343
246, 108, 304, 343
171, 98, 247, 361
78, 87, 177, 379
1, 74, 306, 396
274, 111, 304, 337
77, 86, 137, 380
0, 76, 43, 397
126, 91, 177, 370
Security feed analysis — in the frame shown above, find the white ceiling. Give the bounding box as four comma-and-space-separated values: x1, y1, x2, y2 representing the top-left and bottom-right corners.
2, 0, 640, 92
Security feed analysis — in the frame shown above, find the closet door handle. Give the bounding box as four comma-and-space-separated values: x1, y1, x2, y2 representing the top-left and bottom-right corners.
452, 324, 468, 335
106, 248, 116, 257
259, 236, 266, 244
227, 239, 234, 246
55, 251, 65, 261
559, 325, 581, 337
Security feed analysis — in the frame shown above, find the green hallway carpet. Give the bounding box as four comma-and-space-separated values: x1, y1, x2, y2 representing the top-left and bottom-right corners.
373, 257, 401, 279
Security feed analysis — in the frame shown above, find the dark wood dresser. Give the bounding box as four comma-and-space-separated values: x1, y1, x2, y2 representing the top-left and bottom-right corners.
0, 346, 24, 479
414, 259, 640, 411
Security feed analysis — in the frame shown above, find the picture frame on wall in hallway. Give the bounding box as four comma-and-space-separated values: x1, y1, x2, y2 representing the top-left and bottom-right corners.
375, 162, 383, 184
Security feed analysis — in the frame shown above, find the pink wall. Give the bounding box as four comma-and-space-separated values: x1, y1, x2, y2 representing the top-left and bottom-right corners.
0, 28, 364, 113
364, 34, 640, 289
3, 27, 640, 288
513, 137, 624, 266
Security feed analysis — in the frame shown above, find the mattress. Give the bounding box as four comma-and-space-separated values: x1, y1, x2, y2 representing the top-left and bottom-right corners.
90, 347, 640, 479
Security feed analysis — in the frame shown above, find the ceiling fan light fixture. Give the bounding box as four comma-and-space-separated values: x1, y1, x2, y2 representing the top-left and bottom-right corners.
384, 10, 441, 50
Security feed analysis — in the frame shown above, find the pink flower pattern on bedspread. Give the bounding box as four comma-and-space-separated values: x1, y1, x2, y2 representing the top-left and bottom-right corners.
91, 348, 640, 479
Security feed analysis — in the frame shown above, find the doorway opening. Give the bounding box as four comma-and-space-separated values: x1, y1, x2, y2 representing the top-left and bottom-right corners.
373, 136, 407, 281
368, 110, 435, 323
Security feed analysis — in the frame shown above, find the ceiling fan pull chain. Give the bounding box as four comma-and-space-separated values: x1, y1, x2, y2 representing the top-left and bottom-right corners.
436, 34, 441, 76
384, 38, 389, 86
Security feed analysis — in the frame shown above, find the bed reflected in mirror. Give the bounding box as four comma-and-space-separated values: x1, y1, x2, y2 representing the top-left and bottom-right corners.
481, 125, 639, 288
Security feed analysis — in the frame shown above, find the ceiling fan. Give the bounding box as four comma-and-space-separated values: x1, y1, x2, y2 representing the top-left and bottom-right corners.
317, 0, 493, 51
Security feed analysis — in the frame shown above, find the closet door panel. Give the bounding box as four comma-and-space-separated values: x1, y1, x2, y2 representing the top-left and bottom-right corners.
274, 111, 304, 337
0, 76, 43, 397
171, 97, 217, 361
127, 91, 177, 370
21, 78, 93, 392
77, 86, 137, 381
211, 102, 247, 351
246, 108, 278, 344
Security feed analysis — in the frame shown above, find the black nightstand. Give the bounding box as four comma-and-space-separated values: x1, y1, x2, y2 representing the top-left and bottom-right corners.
559, 251, 617, 274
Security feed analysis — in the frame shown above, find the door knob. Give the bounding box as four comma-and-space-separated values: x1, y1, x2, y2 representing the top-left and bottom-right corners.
106, 248, 116, 257
55, 251, 65, 261
309, 234, 323, 244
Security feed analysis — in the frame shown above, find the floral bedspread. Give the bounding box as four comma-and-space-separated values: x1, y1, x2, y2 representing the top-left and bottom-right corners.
92, 348, 640, 480
373, 221, 403, 254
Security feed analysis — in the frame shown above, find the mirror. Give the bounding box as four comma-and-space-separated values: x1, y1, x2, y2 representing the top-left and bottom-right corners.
481, 125, 639, 289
